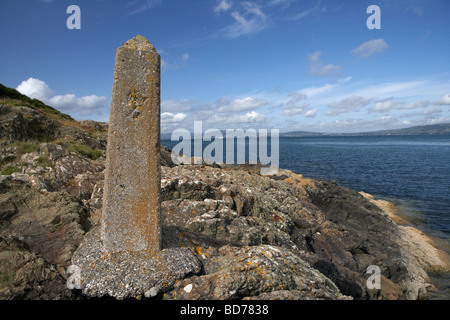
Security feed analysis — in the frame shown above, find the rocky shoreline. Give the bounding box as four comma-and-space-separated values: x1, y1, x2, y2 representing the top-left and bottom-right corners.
1, 100, 449, 300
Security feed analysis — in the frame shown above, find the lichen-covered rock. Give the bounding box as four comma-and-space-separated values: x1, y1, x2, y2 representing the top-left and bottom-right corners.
164, 245, 350, 300
0, 177, 88, 299
71, 226, 202, 300
159, 164, 448, 300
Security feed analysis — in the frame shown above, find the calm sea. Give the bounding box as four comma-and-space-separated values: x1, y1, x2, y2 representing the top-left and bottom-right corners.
162, 134, 450, 297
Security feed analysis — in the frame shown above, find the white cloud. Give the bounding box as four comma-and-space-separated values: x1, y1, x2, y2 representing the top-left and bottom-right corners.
214, 0, 232, 14
226, 111, 267, 124
160, 53, 190, 72
371, 98, 403, 112
352, 81, 426, 99
161, 112, 187, 123
288, 0, 323, 21
283, 103, 309, 116
402, 107, 442, 118
16, 77, 107, 117
128, 0, 161, 15
301, 83, 336, 98
338, 76, 353, 83
202, 110, 267, 127
308, 51, 341, 76
216, 96, 268, 113
370, 97, 431, 113
327, 95, 371, 116
48, 94, 107, 116
161, 59, 170, 72
287, 91, 307, 102
352, 39, 388, 58
280, 91, 311, 116
162, 99, 196, 113
267, 0, 294, 9
400, 100, 430, 110
289, 8, 314, 20
304, 108, 318, 118
220, 2, 268, 39
434, 93, 450, 105
17, 78, 55, 101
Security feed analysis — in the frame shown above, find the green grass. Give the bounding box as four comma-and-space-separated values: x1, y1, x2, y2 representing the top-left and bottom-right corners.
1, 165, 21, 175
70, 144, 103, 160
0, 156, 15, 167
15, 141, 38, 155
0, 142, 38, 167
55, 139, 103, 160
0, 272, 16, 287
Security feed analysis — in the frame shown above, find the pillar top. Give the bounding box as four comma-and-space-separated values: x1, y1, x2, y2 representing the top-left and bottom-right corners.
121, 35, 156, 52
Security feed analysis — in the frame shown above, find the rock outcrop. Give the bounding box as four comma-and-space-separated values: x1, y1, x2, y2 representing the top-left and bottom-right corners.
0, 175, 87, 299
0, 96, 449, 300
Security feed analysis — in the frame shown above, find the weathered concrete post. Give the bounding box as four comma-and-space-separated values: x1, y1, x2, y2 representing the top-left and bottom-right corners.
101, 35, 161, 253
70, 35, 201, 299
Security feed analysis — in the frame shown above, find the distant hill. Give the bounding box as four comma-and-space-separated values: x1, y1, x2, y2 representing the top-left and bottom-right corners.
281, 123, 450, 137
279, 131, 324, 137
350, 123, 450, 136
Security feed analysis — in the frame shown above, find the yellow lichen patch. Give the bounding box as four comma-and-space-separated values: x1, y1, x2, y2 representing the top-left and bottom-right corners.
194, 246, 209, 257
283, 177, 297, 185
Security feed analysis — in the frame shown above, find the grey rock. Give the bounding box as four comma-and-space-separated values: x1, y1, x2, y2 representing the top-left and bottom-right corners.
71, 226, 202, 299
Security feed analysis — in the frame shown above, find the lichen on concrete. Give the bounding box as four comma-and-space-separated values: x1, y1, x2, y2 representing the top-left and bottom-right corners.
101, 34, 161, 253
71, 226, 202, 299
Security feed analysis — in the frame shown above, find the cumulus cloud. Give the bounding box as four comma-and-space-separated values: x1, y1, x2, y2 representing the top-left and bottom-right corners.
48, 94, 107, 116
352, 39, 388, 58
326, 95, 372, 116
434, 93, 450, 105
16, 77, 107, 117
371, 98, 404, 112
16, 78, 55, 101
308, 51, 341, 76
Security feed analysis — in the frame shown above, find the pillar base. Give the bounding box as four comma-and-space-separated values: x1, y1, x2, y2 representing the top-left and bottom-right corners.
70, 226, 202, 299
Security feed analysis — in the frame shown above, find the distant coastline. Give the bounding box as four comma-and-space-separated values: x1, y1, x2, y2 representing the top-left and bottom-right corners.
160, 123, 450, 140
279, 123, 450, 137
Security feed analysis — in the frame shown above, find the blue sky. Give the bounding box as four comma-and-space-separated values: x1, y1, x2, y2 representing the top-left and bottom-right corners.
1, 0, 449, 133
